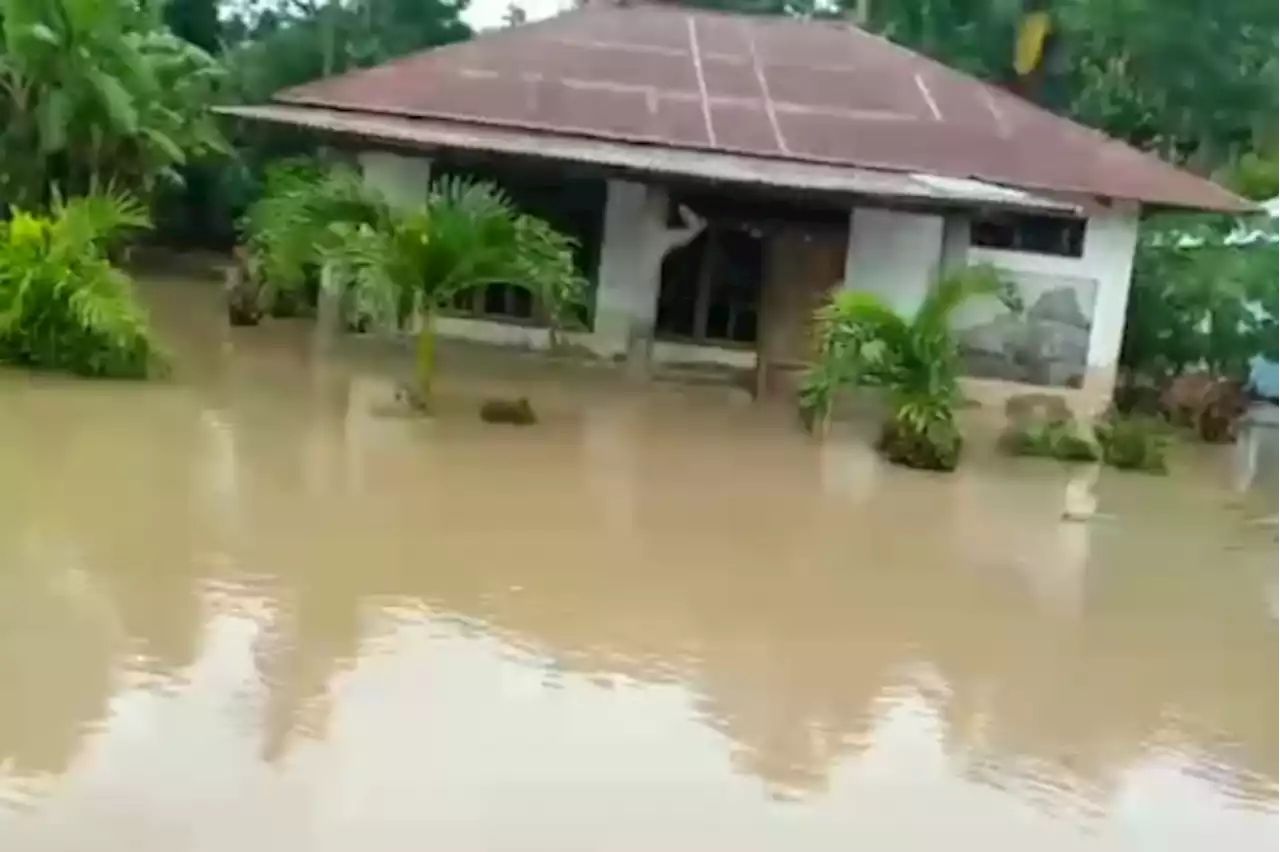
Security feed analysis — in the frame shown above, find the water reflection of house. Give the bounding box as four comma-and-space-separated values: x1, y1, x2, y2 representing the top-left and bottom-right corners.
219, 0, 1247, 418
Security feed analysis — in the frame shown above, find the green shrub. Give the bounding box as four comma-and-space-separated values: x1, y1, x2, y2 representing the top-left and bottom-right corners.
0, 191, 163, 378
1094, 415, 1171, 473
878, 413, 963, 472
800, 264, 1004, 470
999, 419, 1100, 463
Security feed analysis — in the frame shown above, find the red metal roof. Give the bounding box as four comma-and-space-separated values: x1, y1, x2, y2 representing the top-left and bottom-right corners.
276, 3, 1247, 212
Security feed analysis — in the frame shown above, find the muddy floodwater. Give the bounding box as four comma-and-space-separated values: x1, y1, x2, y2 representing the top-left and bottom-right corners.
0, 279, 1276, 851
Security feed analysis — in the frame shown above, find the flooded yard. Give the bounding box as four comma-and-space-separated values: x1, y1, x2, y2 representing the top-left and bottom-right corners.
0, 278, 1275, 851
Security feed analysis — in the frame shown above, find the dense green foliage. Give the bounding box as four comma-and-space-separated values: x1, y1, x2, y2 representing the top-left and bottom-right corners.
1119, 212, 1278, 392
800, 265, 1003, 470
0, 0, 229, 207
318, 174, 586, 328
241, 164, 586, 405
860, 0, 1274, 166
0, 190, 163, 377
240, 160, 390, 315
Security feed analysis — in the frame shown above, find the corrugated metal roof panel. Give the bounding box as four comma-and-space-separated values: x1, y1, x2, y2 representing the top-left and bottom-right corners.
270, 4, 1248, 212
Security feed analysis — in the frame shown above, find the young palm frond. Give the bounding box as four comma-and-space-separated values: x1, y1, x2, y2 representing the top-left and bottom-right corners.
800, 265, 1003, 470
513, 214, 588, 338
418, 177, 522, 302
50, 183, 151, 254
319, 220, 403, 331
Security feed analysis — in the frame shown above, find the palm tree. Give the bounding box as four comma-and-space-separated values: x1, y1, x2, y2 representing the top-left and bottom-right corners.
317, 175, 586, 409
799, 265, 1003, 471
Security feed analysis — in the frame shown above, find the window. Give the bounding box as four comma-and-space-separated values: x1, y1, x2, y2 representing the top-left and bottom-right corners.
655, 225, 764, 346
970, 212, 1085, 257
431, 162, 605, 328
450, 284, 537, 322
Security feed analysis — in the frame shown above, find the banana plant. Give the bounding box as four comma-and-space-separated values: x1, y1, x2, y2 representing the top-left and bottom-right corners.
0, 0, 228, 207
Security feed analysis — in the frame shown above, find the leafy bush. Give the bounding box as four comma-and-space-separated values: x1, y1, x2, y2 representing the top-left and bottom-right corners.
0, 190, 163, 378
1094, 415, 1171, 473
999, 418, 1101, 462
318, 173, 588, 407
239, 160, 391, 316
878, 401, 964, 471
800, 264, 1003, 471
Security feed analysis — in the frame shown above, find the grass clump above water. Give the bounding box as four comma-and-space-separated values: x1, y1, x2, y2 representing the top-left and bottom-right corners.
1093, 415, 1171, 474
999, 419, 1101, 463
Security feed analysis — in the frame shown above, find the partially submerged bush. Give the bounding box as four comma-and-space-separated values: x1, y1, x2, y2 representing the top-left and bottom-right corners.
878, 408, 963, 471
999, 419, 1100, 462
0, 192, 164, 378
1159, 372, 1249, 443
1094, 415, 1171, 473
800, 264, 1004, 471
239, 161, 390, 318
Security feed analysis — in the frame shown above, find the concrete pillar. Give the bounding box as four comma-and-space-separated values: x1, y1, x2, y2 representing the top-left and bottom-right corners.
1079, 206, 1140, 410
357, 151, 432, 335
842, 207, 946, 317
314, 262, 342, 350
591, 179, 704, 370
357, 150, 431, 210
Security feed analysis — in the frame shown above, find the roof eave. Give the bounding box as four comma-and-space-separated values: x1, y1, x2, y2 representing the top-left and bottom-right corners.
217, 104, 1083, 216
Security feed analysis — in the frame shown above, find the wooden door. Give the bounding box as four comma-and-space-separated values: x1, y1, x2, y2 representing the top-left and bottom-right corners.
755, 227, 848, 398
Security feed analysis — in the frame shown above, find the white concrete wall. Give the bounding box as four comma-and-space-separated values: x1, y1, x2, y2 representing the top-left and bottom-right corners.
358, 150, 432, 209
839, 203, 1141, 384
1078, 209, 1140, 378
842, 207, 946, 316
429, 319, 753, 369
835, 201, 1141, 414
967, 203, 1140, 384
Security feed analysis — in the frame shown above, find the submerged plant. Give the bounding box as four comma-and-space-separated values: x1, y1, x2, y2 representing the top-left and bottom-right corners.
800, 264, 1003, 471
1094, 414, 1171, 473
999, 418, 1101, 462
0, 189, 163, 378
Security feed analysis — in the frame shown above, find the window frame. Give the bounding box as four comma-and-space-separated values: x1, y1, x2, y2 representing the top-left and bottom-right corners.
969, 212, 1087, 258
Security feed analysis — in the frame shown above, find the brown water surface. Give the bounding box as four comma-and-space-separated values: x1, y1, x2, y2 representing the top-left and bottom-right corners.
0, 279, 1276, 851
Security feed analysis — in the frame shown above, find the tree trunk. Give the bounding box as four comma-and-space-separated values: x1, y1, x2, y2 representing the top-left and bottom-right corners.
414, 309, 437, 406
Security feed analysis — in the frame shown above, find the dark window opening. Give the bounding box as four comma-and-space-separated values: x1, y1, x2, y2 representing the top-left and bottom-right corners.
450, 283, 536, 321
430, 161, 605, 328
970, 212, 1085, 257
656, 225, 764, 346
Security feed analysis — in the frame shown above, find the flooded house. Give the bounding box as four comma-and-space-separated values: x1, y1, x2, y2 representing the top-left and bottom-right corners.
221, 0, 1247, 417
